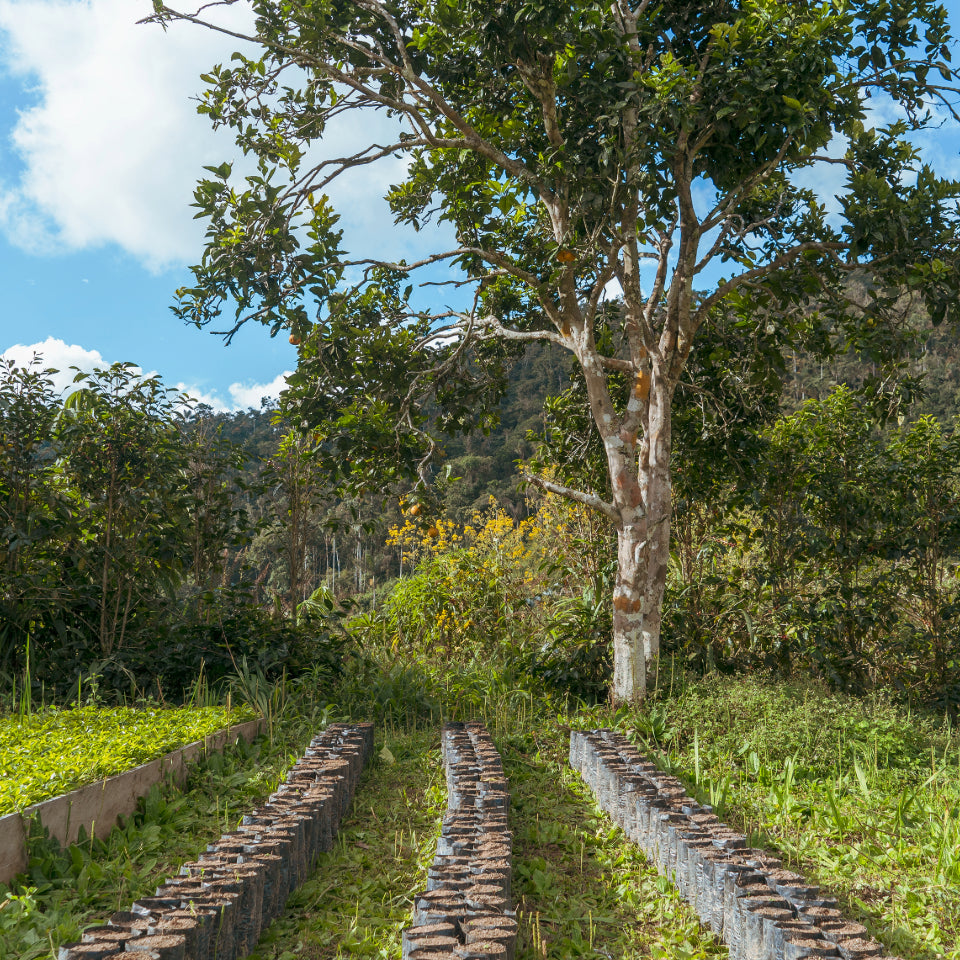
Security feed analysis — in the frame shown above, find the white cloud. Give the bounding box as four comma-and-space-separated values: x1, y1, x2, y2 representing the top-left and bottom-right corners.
173, 371, 293, 412
227, 371, 292, 410
172, 382, 230, 414
2, 336, 117, 393
0, 0, 455, 273
0, 0, 254, 270
2, 337, 289, 410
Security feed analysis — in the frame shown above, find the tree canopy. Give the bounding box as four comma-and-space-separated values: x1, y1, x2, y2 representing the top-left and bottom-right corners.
149, 0, 960, 701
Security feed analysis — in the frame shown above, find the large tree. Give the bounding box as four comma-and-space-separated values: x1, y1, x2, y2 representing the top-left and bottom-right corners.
149, 0, 960, 702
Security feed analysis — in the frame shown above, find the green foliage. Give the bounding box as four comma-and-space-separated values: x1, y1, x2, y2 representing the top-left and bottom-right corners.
56, 363, 197, 658
528, 566, 614, 702
0, 674, 342, 960
0, 359, 76, 683
329, 649, 958, 960
154, 0, 960, 499
440, 341, 571, 521
142, 586, 348, 697
379, 504, 542, 655
502, 725, 729, 959
532, 301, 788, 504
151, 0, 960, 699
663, 386, 960, 710
0, 359, 361, 706
334, 651, 444, 727
0, 360, 266, 701
365, 494, 619, 702
177, 409, 252, 604
4, 601, 954, 960
0, 703, 252, 815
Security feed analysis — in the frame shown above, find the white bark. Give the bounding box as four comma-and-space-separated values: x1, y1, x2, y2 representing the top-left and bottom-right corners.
639, 372, 675, 672
608, 365, 676, 703
612, 518, 647, 702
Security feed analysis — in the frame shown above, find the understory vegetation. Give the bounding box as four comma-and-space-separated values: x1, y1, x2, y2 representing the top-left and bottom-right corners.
665, 387, 960, 713
616, 678, 959, 960
2, 494, 956, 955
0, 358, 355, 704
1, 662, 955, 959
5, 341, 960, 712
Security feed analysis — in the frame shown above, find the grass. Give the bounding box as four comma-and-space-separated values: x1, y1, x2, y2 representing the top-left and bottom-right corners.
3, 661, 955, 960
246, 726, 445, 959
501, 721, 728, 959
590, 673, 959, 960
260, 656, 958, 959
0, 703, 255, 814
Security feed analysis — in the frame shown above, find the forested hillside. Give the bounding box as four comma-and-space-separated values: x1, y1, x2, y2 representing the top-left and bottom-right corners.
3, 311, 960, 712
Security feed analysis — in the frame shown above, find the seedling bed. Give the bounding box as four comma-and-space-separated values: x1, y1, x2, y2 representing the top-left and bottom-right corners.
0, 705, 255, 816
402, 721, 517, 960
571, 729, 896, 960
57, 721, 374, 960
0, 714, 263, 886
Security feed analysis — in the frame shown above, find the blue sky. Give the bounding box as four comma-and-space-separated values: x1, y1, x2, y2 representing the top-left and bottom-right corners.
0, 0, 454, 409
1, 1, 959, 410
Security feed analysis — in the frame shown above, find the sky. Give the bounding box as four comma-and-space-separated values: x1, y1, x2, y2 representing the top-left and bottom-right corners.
1, 1, 960, 411
0, 0, 455, 410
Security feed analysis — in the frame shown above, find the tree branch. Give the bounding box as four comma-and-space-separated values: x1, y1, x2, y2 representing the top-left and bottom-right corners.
523, 473, 620, 522
692, 241, 846, 325
477, 315, 564, 347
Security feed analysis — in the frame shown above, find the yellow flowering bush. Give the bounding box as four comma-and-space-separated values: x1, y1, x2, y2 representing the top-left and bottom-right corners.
388, 492, 608, 580
375, 490, 615, 699
383, 499, 539, 656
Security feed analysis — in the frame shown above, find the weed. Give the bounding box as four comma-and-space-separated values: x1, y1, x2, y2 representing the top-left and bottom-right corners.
500, 723, 729, 959
245, 727, 444, 959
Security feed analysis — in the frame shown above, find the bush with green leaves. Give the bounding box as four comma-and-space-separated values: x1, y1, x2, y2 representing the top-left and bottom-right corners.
0, 359, 74, 686
662, 386, 960, 712
605, 674, 960, 959
0, 360, 311, 705
367, 496, 617, 701
125, 586, 349, 699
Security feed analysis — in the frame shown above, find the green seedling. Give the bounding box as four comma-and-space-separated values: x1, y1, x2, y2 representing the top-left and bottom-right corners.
0, 703, 254, 815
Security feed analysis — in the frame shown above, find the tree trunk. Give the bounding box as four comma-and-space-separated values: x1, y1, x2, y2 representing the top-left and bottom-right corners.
640, 373, 674, 676
610, 370, 675, 704
612, 518, 648, 702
